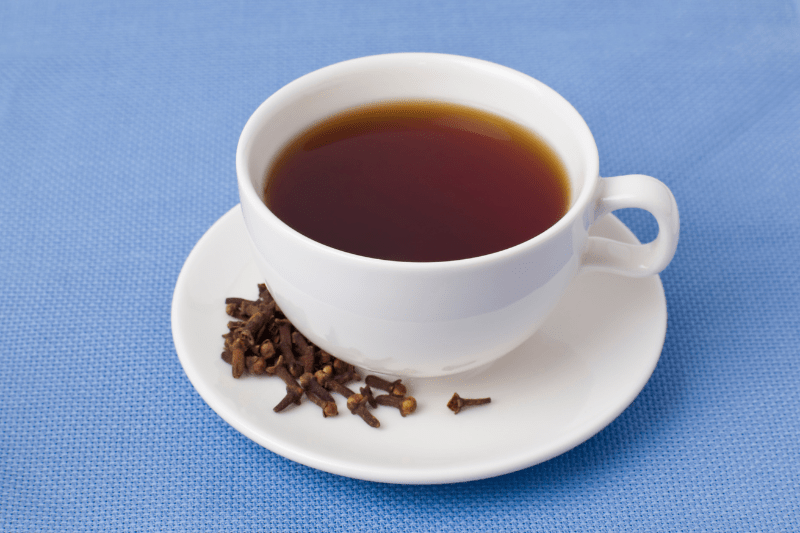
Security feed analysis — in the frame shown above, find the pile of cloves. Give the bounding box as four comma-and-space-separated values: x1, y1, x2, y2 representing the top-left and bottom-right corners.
221, 283, 419, 428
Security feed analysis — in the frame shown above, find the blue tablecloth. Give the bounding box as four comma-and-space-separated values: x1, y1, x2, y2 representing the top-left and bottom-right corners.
2, 1, 798, 530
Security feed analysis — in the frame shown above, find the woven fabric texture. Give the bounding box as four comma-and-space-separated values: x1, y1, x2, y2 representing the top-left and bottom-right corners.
1, 1, 798, 531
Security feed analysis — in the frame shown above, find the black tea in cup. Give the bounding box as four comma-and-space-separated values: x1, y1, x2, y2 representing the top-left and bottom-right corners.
264, 101, 570, 262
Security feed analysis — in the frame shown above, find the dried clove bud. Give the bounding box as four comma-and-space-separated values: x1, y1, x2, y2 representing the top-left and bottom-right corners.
273, 387, 303, 412
332, 358, 352, 374
224, 297, 254, 320
375, 394, 417, 417
447, 392, 491, 414
257, 283, 273, 304
258, 340, 276, 359
346, 394, 380, 428
333, 367, 360, 385
237, 310, 270, 347
292, 332, 316, 374
275, 320, 301, 377
315, 370, 353, 399
267, 356, 304, 412
224, 297, 256, 308
299, 372, 335, 403
318, 350, 333, 365
246, 355, 267, 375
230, 337, 247, 379
303, 390, 338, 417
360, 384, 378, 408
365, 375, 407, 397
222, 331, 234, 349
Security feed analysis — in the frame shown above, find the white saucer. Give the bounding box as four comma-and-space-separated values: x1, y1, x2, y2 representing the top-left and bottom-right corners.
172, 205, 666, 484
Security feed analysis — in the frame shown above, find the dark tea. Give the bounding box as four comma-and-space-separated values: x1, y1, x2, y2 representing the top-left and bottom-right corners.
263, 101, 570, 262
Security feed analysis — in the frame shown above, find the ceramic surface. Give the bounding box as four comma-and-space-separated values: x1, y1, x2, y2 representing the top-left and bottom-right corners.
172, 205, 667, 484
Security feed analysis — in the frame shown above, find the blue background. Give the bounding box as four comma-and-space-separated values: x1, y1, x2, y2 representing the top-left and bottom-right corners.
1, 1, 798, 530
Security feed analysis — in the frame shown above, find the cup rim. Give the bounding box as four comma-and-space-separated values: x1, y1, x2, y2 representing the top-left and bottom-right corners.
236, 52, 600, 270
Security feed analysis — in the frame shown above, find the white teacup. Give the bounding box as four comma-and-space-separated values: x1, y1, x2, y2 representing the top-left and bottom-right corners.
236, 53, 679, 377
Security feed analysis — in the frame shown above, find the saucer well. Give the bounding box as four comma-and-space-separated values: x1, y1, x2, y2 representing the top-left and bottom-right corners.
171, 205, 667, 484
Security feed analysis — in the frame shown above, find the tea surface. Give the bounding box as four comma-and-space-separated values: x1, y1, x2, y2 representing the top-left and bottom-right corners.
264, 101, 570, 262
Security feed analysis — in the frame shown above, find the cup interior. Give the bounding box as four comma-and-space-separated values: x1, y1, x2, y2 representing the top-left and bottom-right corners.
238, 53, 599, 247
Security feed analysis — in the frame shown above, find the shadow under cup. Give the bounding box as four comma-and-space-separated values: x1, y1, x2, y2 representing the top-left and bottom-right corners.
236, 53, 602, 377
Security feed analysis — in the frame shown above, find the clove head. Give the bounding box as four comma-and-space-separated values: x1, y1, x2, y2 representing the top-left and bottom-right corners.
447, 392, 491, 414
375, 394, 417, 417
365, 375, 407, 397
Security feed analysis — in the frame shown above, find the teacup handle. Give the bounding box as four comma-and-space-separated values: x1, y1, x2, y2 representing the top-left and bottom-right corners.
581, 174, 679, 277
